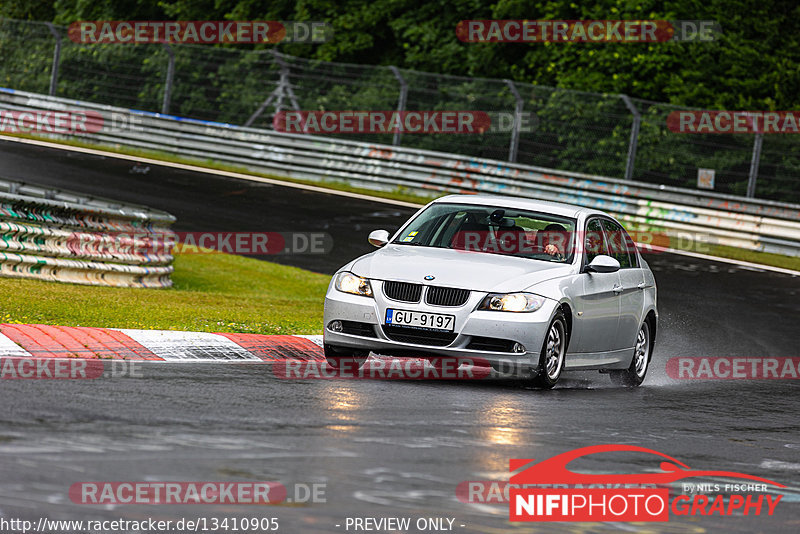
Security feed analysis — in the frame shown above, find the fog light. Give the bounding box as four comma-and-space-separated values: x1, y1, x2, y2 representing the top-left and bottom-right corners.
513, 342, 526, 353
329, 320, 343, 332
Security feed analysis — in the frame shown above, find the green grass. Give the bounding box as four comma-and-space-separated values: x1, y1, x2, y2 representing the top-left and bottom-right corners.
4, 132, 799, 273
0, 253, 330, 334
703, 243, 800, 271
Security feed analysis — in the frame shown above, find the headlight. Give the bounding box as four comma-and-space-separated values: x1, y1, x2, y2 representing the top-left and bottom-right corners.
479, 292, 545, 312
335, 271, 373, 297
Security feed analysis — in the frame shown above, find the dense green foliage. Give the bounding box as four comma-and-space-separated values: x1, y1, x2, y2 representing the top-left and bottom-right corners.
1, 0, 797, 201
4, 0, 797, 109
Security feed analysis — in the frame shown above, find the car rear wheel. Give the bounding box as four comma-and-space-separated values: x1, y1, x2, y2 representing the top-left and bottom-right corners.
610, 321, 650, 387
532, 312, 567, 389
324, 344, 369, 370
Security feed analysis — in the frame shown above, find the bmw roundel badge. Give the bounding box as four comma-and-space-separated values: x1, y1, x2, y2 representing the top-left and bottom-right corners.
424, 275, 435, 280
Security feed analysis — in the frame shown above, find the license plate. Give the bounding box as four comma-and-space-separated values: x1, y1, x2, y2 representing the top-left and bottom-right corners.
385, 309, 455, 331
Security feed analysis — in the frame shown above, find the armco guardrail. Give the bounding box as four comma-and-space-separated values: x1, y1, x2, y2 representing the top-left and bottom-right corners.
0, 177, 175, 288
1, 87, 799, 258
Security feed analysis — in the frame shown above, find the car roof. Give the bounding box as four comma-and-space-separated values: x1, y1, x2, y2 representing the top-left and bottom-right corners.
431, 194, 607, 219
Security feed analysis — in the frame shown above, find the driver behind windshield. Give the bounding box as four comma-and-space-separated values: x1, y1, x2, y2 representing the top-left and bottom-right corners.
538, 223, 570, 257
393, 203, 575, 263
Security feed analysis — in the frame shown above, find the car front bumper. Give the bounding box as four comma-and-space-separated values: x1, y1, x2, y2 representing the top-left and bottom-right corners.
322, 279, 560, 377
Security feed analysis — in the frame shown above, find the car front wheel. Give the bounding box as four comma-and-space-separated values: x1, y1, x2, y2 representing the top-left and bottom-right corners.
324, 344, 369, 370
610, 321, 651, 387
532, 312, 567, 389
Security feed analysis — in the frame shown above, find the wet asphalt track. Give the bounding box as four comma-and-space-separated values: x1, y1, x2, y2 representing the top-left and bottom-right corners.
0, 138, 799, 532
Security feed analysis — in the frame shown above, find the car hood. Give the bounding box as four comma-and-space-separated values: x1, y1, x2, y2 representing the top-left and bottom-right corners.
350, 244, 574, 293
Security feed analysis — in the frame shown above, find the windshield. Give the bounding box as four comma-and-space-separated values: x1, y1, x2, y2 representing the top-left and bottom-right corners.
392, 203, 577, 263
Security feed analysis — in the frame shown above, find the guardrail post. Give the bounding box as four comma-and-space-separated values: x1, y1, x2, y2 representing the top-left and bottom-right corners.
747, 133, 763, 198
45, 23, 61, 96
389, 66, 407, 146
619, 94, 641, 181
505, 80, 523, 163
161, 43, 176, 115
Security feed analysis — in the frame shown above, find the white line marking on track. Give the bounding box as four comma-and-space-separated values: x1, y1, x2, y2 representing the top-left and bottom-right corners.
0, 333, 32, 357
115, 329, 260, 361
294, 335, 323, 347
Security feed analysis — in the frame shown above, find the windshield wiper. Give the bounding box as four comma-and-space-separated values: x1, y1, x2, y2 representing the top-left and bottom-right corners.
391, 241, 427, 246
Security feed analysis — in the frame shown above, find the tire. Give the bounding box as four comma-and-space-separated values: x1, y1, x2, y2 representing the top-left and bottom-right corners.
532, 312, 567, 389
324, 344, 369, 370
610, 321, 651, 387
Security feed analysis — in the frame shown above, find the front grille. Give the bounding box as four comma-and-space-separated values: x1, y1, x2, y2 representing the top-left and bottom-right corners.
426, 286, 470, 307
383, 281, 422, 303
382, 325, 457, 347
340, 321, 377, 338
467, 336, 517, 353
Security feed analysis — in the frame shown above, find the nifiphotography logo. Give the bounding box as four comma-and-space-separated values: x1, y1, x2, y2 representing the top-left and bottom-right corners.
508, 445, 784, 522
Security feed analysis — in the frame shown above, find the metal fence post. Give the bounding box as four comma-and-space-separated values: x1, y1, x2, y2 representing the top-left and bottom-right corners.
619, 94, 641, 181
245, 52, 300, 128
505, 80, 523, 163
747, 133, 763, 198
161, 43, 175, 115
45, 23, 61, 96
389, 66, 407, 146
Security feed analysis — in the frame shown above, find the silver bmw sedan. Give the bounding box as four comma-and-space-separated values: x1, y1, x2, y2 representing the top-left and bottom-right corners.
323, 195, 658, 388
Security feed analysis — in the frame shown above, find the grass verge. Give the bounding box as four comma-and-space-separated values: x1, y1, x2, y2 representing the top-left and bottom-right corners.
0, 252, 329, 334
703, 243, 800, 271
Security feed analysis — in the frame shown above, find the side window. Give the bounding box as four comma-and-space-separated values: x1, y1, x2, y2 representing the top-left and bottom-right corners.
622, 228, 639, 268
585, 218, 608, 264
601, 219, 632, 269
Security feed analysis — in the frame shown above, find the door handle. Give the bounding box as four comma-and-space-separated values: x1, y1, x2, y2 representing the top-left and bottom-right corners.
637, 282, 650, 290
612, 284, 623, 294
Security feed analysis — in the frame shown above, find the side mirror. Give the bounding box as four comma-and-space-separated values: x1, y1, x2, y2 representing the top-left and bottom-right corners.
368, 229, 390, 248
585, 254, 620, 273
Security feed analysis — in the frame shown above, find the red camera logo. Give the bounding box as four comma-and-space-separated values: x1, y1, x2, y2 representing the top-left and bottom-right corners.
508, 445, 784, 522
